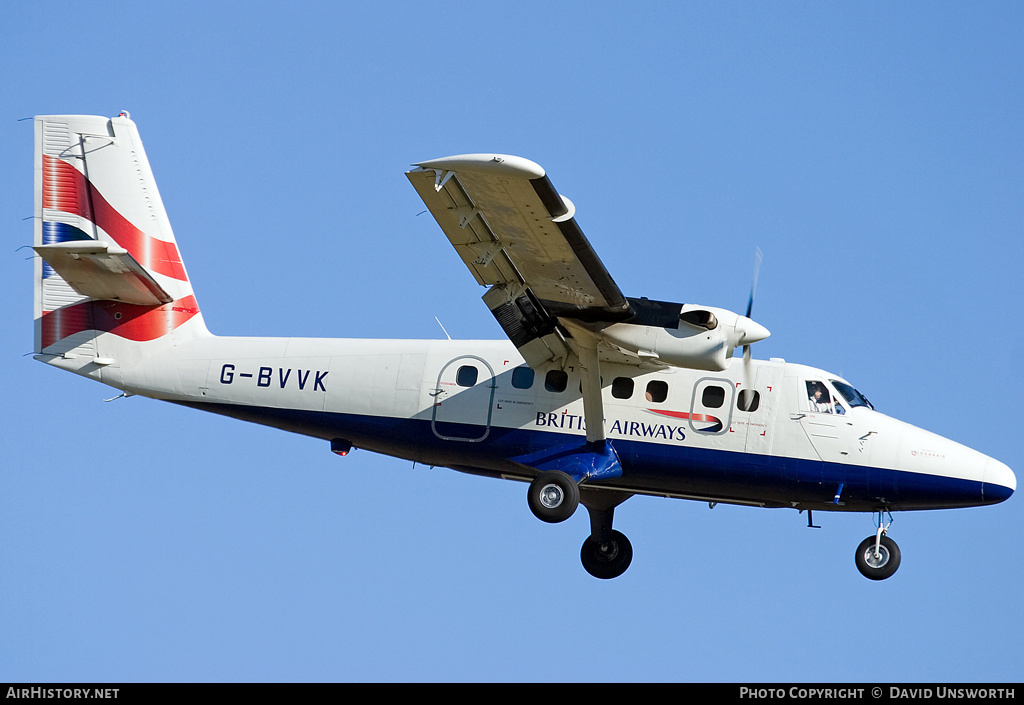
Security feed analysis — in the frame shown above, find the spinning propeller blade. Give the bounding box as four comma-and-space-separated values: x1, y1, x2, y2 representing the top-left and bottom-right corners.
742, 248, 764, 392
745, 247, 763, 319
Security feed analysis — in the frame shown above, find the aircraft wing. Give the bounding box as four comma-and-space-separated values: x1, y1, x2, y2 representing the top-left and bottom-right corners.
409, 154, 644, 444
407, 154, 633, 371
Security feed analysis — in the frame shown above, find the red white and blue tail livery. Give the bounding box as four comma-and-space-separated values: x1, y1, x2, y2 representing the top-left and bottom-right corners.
31, 114, 1015, 580
34, 114, 205, 365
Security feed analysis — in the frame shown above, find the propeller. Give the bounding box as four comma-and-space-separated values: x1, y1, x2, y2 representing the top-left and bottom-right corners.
741, 248, 764, 401
745, 246, 761, 358
745, 247, 763, 320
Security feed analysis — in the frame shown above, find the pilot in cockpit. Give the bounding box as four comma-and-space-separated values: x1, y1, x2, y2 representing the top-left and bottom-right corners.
807, 383, 832, 413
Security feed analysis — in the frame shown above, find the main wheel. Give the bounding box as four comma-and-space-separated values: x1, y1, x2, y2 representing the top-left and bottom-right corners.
581, 529, 633, 579
855, 534, 901, 580
527, 471, 579, 523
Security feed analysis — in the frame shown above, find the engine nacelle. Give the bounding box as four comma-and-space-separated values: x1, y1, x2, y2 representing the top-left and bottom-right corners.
598, 304, 769, 371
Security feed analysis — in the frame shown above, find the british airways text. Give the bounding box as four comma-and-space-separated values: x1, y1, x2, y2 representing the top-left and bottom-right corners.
535, 412, 686, 441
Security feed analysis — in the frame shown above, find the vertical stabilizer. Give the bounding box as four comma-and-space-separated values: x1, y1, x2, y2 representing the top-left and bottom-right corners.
33, 114, 208, 377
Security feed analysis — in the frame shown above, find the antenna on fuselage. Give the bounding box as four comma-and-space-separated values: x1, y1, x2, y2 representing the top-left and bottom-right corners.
435, 316, 452, 340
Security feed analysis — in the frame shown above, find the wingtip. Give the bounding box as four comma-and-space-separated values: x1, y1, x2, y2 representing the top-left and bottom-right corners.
412, 153, 545, 180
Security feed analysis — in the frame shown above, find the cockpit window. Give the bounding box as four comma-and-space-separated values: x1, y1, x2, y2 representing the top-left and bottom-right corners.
805, 381, 835, 413
830, 380, 874, 410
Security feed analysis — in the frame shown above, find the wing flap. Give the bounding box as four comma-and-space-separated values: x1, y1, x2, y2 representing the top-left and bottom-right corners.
407, 155, 628, 314
408, 153, 641, 443
408, 167, 525, 289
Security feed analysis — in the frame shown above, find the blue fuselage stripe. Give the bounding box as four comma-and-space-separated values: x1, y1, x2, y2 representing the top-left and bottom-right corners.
176, 401, 999, 511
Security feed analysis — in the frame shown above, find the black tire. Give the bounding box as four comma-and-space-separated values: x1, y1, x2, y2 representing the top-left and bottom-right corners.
855, 534, 901, 580
527, 471, 579, 523
581, 529, 633, 579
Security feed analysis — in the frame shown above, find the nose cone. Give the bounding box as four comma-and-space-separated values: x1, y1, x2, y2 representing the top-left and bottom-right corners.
983, 458, 1016, 504
888, 419, 1014, 509
733, 317, 770, 346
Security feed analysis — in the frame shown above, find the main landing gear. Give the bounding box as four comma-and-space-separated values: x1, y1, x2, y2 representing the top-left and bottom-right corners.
527, 471, 579, 524
855, 510, 901, 581
527, 471, 633, 579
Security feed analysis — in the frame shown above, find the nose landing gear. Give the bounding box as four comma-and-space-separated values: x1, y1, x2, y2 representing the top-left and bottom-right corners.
855, 510, 901, 580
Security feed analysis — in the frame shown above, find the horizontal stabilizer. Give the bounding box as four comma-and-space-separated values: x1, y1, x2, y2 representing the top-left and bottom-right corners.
34, 240, 173, 306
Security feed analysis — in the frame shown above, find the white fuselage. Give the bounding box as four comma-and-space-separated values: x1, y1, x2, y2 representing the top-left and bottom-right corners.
44, 326, 1014, 513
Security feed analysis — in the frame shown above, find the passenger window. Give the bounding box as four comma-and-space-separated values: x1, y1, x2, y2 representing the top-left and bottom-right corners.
456, 366, 478, 387
805, 381, 835, 413
645, 380, 668, 403
511, 366, 534, 390
611, 377, 634, 399
545, 370, 568, 393
702, 385, 726, 409
737, 389, 760, 412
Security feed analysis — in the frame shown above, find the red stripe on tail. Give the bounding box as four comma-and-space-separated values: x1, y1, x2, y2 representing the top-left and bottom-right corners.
40, 295, 200, 349
42, 155, 188, 281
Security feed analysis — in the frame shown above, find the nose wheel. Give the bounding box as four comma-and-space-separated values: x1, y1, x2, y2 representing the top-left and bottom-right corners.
855, 511, 901, 580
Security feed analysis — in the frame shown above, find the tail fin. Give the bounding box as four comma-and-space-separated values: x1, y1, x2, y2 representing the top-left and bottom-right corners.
33, 114, 207, 369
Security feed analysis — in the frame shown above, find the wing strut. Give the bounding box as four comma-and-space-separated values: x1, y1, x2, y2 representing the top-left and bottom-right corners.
577, 343, 605, 444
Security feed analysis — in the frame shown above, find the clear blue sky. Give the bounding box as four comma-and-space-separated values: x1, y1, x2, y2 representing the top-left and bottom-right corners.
2, 2, 1021, 682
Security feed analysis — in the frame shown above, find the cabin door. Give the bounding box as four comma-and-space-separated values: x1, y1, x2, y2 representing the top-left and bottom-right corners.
797, 379, 859, 464
688, 377, 734, 437
431, 355, 495, 442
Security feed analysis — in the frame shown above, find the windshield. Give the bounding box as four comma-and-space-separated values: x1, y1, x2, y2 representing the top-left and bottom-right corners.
830, 380, 874, 410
